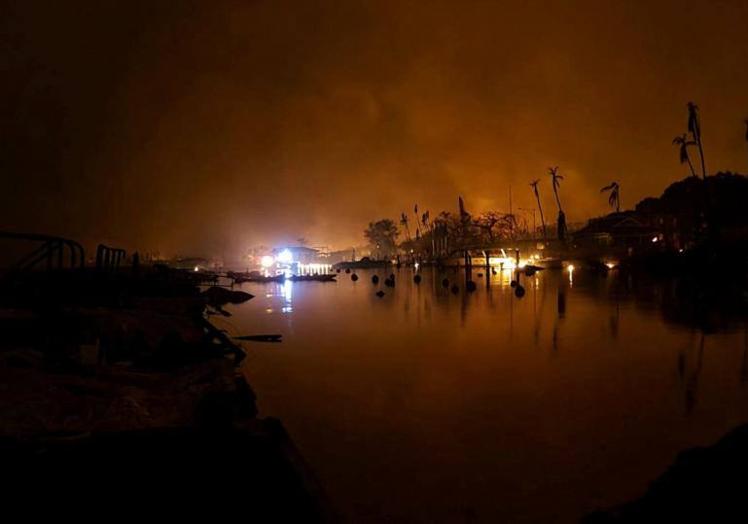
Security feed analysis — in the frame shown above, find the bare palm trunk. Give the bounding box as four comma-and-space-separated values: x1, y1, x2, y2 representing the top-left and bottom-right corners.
696, 138, 707, 179
535, 194, 547, 241
686, 155, 698, 178
553, 188, 563, 213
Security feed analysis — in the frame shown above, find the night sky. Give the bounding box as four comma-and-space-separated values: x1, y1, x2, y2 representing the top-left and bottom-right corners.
2, 0, 747, 256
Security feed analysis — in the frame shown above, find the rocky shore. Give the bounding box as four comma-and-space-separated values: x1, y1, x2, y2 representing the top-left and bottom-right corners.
0, 265, 333, 520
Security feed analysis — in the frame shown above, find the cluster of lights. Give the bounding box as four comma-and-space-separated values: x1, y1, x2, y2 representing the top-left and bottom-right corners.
487, 256, 531, 270
297, 263, 332, 275
260, 248, 294, 269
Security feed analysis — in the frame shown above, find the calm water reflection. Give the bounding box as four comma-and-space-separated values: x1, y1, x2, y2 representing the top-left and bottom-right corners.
222, 268, 748, 523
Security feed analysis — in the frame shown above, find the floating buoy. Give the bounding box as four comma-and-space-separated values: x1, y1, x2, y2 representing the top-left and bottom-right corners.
336, 268, 341, 273
451, 284, 459, 294
514, 285, 526, 298
389, 273, 395, 280
466, 280, 477, 292
510, 280, 517, 288
442, 278, 450, 288
351, 273, 358, 281
372, 275, 379, 284
345, 268, 351, 274
376, 290, 385, 297
413, 274, 422, 284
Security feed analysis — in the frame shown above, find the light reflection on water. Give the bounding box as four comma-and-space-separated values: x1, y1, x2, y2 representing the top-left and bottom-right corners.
225, 268, 748, 523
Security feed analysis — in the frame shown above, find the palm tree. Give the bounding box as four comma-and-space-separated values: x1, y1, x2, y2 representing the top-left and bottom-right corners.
548, 166, 567, 241
413, 204, 421, 239
687, 102, 707, 179
600, 182, 621, 213
400, 212, 411, 241
548, 166, 564, 212
672, 134, 698, 177
529, 179, 547, 240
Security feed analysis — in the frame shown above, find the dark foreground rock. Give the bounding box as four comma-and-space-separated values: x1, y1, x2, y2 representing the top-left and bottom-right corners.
0, 266, 334, 521
1, 419, 332, 521
584, 424, 748, 523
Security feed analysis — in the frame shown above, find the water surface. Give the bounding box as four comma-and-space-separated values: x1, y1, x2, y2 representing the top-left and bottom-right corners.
221, 268, 748, 523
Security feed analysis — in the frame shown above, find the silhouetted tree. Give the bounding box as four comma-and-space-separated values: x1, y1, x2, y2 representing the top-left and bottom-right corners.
457, 196, 474, 241
672, 134, 698, 178
549, 166, 564, 212
473, 211, 516, 243
364, 219, 399, 259
421, 210, 435, 256
687, 102, 707, 179
549, 167, 567, 240
530, 179, 547, 240
400, 212, 411, 241
600, 181, 621, 213
412, 204, 422, 239
474, 211, 504, 242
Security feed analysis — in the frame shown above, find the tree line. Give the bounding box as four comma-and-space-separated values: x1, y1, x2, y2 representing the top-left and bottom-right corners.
364, 102, 748, 260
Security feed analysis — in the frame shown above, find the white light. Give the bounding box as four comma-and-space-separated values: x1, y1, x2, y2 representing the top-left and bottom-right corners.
414, 262, 420, 270
605, 262, 615, 269
261, 255, 274, 268
651, 236, 659, 243
298, 263, 332, 275
193, 266, 199, 272
488, 256, 526, 270
277, 249, 293, 264
567, 264, 575, 272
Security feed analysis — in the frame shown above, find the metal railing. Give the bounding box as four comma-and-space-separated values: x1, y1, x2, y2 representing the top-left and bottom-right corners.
1, 232, 85, 270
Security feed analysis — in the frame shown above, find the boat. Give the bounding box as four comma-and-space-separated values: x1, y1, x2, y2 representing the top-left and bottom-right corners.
231, 272, 337, 284
288, 274, 337, 282
234, 273, 285, 284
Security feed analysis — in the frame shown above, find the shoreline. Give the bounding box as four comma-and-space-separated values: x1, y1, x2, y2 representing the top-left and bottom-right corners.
0, 265, 334, 520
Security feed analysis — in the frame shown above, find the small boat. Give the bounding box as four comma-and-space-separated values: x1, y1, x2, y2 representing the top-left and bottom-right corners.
288, 274, 337, 282
235, 273, 285, 283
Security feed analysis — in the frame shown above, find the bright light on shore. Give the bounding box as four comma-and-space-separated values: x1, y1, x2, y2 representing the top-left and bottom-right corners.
567, 264, 575, 272
260, 255, 274, 268
298, 263, 332, 275
488, 256, 522, 270
277, 249, 293, 263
